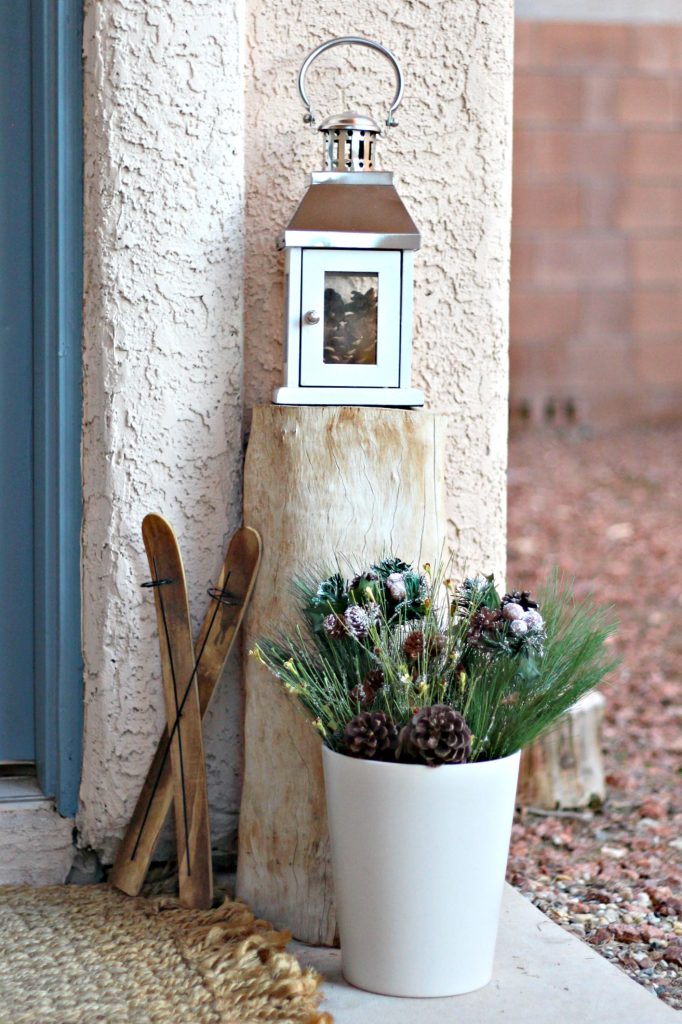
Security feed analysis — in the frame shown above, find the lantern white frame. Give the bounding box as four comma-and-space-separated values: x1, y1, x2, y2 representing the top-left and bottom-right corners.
274, 246, 423, 407
300, 249, 399, 388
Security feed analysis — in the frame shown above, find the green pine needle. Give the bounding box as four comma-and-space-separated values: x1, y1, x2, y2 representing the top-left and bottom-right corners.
251, 560, 619, 763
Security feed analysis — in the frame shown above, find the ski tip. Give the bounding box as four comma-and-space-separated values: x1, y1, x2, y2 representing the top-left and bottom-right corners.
240, 525, 263, 556
142, 512, 176, 533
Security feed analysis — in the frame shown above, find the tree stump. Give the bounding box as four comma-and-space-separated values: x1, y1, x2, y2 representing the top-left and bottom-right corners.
517, 691, 606, 810
236, 405, 447, 945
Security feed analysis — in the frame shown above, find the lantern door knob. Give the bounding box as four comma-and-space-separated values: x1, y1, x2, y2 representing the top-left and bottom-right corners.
304, 309, 321, 325
298, 36, 404, 129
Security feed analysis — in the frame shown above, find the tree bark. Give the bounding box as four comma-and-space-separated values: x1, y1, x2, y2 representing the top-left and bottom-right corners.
236, 405, 447, 945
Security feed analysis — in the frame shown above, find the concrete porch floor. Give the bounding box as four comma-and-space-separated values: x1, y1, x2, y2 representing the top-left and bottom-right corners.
292, 885, 678, 1023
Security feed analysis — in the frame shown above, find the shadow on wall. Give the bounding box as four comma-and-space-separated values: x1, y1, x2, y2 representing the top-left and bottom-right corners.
510, 19, 682, 430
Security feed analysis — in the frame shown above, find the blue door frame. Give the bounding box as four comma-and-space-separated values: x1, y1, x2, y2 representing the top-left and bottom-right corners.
0, 3, 36, 761
31, 0, 83, 817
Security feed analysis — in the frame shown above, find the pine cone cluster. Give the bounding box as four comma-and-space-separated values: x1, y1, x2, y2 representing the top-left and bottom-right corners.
466, 607, 504, 649
342, 701, 472, 766
501, 592, 544, 639
397, 704, 471, 766
343, 711, 399, 760
324, 603, 380, 642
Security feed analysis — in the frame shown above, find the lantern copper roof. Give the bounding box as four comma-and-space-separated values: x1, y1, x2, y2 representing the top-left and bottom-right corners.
283, 171, 421, 251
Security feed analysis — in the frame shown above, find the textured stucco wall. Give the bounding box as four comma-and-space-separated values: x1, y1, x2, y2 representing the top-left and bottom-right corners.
77, 0, 512, 864
244, 0, 513, 581
79, 0, 245, 861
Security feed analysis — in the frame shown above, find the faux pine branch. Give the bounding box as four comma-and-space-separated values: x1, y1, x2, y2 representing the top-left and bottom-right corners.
253, 560, 618, 766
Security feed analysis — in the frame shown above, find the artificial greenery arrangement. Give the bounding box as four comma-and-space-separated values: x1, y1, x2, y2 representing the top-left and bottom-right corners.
252, 557, 618, 766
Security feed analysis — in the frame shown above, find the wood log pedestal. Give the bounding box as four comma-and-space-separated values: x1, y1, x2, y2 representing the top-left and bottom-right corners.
517, 691, 607, 810
236, 405, 447, 946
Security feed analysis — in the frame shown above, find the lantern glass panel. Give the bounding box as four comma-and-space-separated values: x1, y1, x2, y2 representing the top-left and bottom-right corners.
298, 248, 401, 389
323, 272, 378, 365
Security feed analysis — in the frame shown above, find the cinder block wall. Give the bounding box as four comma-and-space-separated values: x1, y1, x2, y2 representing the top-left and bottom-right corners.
511, 21, 682, 428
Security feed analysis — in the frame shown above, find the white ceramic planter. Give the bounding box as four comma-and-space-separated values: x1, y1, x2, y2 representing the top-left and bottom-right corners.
322, 746, 521, 997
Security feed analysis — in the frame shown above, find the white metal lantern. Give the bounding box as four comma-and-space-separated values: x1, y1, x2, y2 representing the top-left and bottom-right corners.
273, 37, 424, 408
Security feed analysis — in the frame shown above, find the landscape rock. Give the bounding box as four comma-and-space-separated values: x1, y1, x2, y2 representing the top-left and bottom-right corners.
507, 425, 682, 1013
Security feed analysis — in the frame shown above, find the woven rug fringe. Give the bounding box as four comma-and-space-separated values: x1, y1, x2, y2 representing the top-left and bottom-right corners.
0, 884, 333, 1024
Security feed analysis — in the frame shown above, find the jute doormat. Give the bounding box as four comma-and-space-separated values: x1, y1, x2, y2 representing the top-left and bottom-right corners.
0, 884, 331, 1024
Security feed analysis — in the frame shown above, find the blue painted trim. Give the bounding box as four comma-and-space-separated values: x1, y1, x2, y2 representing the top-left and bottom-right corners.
32, 0, 83, 818
0, 2, 36, 759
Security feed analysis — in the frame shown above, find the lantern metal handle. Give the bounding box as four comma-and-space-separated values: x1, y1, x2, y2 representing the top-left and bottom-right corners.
298, 36, 404, 129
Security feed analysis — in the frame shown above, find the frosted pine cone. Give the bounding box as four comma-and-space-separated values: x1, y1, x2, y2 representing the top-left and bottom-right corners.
323, 612, 346, 639
397, 704, 471, 767
344, 605, 371, 639
385, 572, 407, 603
523, 608, 544, 631
502, 602, 544, 637
502, 601, 524, 622
343, 711, 399, 760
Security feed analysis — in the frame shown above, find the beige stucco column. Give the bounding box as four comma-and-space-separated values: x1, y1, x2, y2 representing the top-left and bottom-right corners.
76, 0, 513, 868
244, 1, 513, 578
237, 2, 513, 940
79, 0, 246, 861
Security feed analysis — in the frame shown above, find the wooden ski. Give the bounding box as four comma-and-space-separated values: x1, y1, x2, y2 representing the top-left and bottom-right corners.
110, 524, 262, 899
140, 514, 212, 909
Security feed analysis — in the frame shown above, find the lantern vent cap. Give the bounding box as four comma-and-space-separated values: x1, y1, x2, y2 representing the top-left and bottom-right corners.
318, 110, 382, 134
298, 37, 403, 171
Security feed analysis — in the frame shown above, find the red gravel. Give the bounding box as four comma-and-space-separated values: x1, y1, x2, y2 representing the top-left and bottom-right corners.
506, 424, 682, 1011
